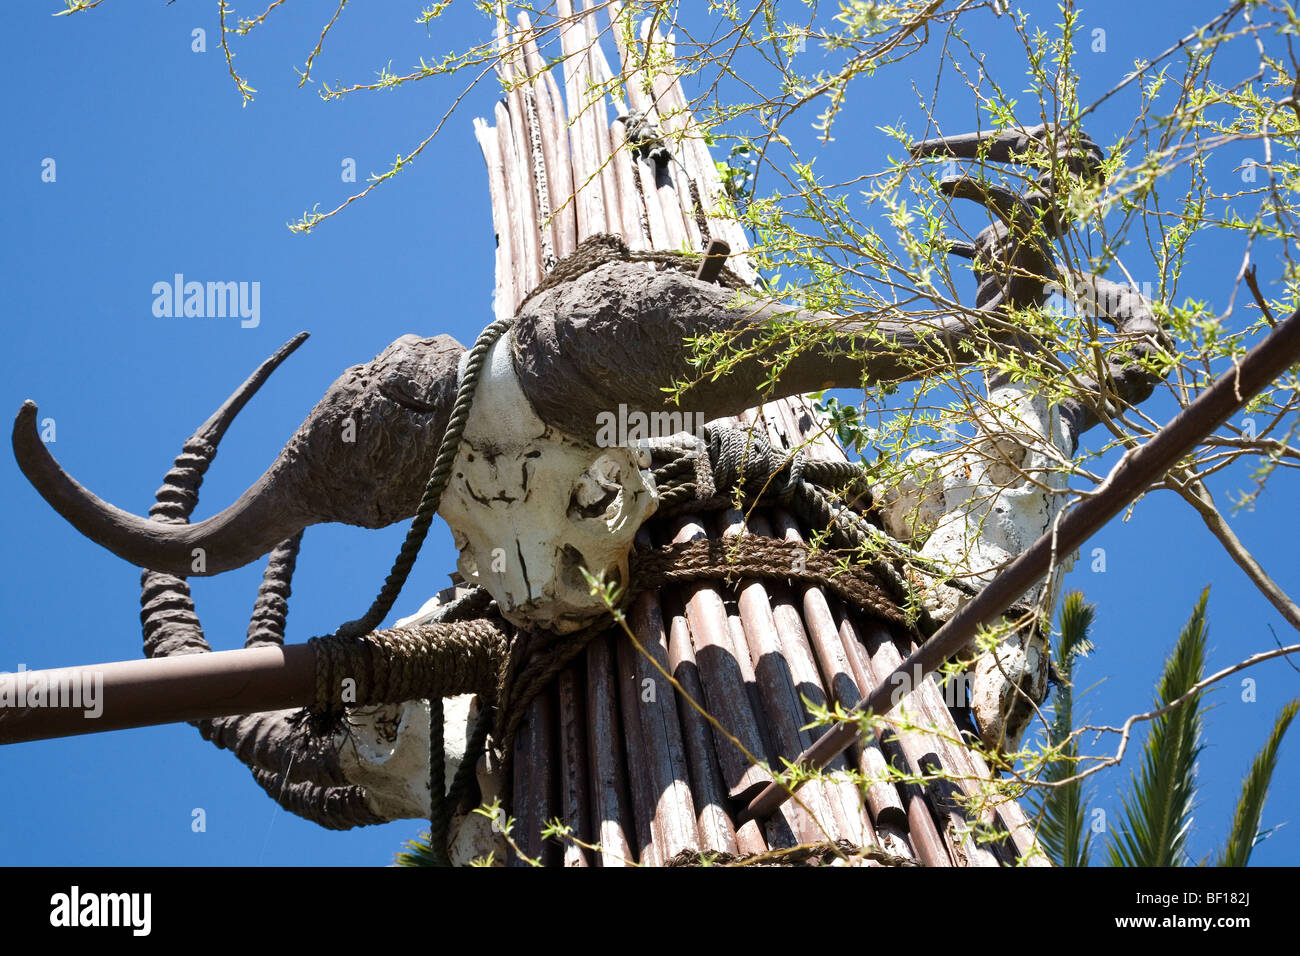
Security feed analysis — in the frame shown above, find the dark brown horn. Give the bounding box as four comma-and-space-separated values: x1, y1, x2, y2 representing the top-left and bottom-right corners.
510, 260, 1018, 440
511, 245, 1160, 447
14, 333, 465, 576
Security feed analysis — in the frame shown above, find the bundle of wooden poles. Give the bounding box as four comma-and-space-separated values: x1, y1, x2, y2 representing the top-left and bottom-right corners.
475, 2, 1044, 867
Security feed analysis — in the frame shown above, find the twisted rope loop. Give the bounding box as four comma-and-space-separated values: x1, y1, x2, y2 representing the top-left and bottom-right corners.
310, 620, 507, 713
333, 317, 514, 641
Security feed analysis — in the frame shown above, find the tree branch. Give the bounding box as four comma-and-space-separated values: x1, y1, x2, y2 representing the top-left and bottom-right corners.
1173, 474, 1300, 631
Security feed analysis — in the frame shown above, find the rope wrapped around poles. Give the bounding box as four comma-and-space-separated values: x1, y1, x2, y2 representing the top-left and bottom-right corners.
309, 620, 507, 713
631, 538, 907, 627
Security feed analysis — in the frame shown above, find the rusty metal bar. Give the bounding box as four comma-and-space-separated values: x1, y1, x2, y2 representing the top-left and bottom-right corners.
743, 304, 1300, 824
0, 644, 315, 744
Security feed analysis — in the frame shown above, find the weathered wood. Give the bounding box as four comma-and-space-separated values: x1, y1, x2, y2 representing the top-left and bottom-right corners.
494, 29, 541, 294
653, 162, 689, 251
518, 12, 571, 267
581, 0, 622, 241
875, 821, 915, 863
832, 608, 909, 830
557, 666, 593, 866
696, 238, 730, 283
748, 542, 912, 868
613, 626, 663, 866
540, 67, 579, 260
555, 0, 607, 240
718, 509, 851, 845
650, 24, 756, 282
857, 618, 1000, 867
629, 588, 701, 858
499, 18, 546, 286
720, 605, 808, 849
664, 600, 745, 855
664, 515, 773, 804
893, 631, 1051, 866
773, 509, 910, 834
492, 101, 530, 314
585, 633, 635, 866
633, 149, 672, 248
472, 119, 516, 320
640, 24, 700, 252
510, 689, 557, 866
605, 1, 654, 116
906, 784, 953, 867
589, 42, 647, 250
747, 512, 867, 847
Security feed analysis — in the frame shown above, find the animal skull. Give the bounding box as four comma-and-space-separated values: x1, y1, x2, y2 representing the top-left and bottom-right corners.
878, 383, 1071, 751
438, 335, 658, 633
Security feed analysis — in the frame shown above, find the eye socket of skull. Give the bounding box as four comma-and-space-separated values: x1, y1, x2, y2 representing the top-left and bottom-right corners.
567, 452, 643, 528
568, 455, 623, 520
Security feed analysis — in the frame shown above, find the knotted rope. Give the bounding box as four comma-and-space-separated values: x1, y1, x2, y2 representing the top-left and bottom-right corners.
631, 538, 907, 627
664, 839, 919, 868
309, 619, 507, 713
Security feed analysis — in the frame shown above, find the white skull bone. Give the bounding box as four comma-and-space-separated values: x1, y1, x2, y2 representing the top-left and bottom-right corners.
437, 335, 658, 633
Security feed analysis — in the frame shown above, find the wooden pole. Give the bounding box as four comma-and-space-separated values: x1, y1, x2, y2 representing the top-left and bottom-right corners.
742, 304, 1300, 824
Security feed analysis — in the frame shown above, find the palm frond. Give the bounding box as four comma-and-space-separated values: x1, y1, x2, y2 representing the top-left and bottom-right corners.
394, 830, 442, 867
1035, 591, 1097, 867
1216, 698, 1299, 867
1107, 588, 1210, 867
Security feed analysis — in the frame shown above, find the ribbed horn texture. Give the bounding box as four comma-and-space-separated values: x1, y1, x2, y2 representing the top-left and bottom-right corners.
15, 332, 466, 577
134, 338, 384, 830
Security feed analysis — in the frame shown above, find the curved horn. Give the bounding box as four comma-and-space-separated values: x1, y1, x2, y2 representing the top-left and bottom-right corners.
15, 332, 466, 576
132, 348, 390, 828
511, 260, 1025, 441
512, 257, 1160, 448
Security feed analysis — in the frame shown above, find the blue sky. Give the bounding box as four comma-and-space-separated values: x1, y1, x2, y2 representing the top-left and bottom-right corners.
1, 1, 1296, 866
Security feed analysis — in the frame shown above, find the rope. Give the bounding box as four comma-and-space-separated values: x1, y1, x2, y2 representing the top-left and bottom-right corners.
427, 696, 449, 866
645, 425, 1035, 633
664, 839, 918, 868
332, 318, 513, 641
320, 313, 508, 866
630, 538, 908, 627
491, 618, 611, 784
309, 620, 506, 712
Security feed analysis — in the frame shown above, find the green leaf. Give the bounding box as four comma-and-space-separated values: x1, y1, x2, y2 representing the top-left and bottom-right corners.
1216, 698, 1299, 867
1033, 591, 1096, 867
394, 830, 444, 867
1107, 588, 1210, 867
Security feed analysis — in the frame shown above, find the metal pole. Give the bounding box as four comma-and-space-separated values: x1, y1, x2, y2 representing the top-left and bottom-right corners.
0, 645, 316, 744
741, 305, 1300, 824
